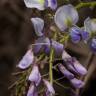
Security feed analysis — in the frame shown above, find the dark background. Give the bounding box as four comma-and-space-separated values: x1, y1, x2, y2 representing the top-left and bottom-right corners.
0, 0, 96, 96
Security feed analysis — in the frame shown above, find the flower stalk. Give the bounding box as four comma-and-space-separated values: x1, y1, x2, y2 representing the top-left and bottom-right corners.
49, 32, 57, 84
49, 47, 54, 84
75, 1, 96, 10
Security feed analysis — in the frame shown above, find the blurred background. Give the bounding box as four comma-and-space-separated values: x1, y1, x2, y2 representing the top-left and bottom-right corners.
0, 0, 96, 96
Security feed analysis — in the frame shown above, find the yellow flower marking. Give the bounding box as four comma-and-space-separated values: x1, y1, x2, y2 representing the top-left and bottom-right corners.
38, 0, 45, 4
65, 17, 72, 27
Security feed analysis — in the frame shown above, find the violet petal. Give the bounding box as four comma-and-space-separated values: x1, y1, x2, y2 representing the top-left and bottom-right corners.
24, 0, 45, 10
28, 65, 41, 86
18, 49, 34, 69
73, 59, 87, 76
31, 18, 44, 37
52, 40, 64, 57
70, 27, 81, 43
70, 78, 85, 89
43, 79, 55, 95
47, 0, 57, 10
27, 84, 38, 96
90, 38, 96, 52
54, 4, 79, 31
62, 51, 87, 76
58, 64, 74, 79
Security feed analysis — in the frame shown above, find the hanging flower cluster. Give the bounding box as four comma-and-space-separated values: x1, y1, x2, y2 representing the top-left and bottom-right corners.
15, 0, 96, 96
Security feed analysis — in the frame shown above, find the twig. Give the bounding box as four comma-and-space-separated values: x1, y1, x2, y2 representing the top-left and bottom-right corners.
54, 80, 69, 89
75, 1, 96, 10
49, 32, 57, 84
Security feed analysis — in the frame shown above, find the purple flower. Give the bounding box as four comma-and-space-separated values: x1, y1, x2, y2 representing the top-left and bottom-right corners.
73, 58, 87, 75
51, 40, 64, 57
24, 0, 46, 10
27, 84, 38, 96
28, 65, 41, 86
31, 18, 44, 37
62, 50, 72, 62
70, 27, 81, 43
54, 4, 79, 31
33, 36, 50, 55
44, 39, 64, 57
81, 30, 89, 42
58, 64, 74, 79
24, 0, 57, 10
47, 0, 57, 10
84, 17, 96, 34
18, 49, 34, 69
43, 79, 55, 96
90, 38, 96, 52
70, 26, 89, 43
70, 78, 85, 89
33, 37, 64, 57
62, 51, 87, 76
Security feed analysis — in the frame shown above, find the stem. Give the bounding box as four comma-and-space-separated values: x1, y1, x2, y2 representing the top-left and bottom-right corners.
49, 32, 57, 84
75, 1, 96, 10
49, 48, 54, 84
54, 80, 69, 89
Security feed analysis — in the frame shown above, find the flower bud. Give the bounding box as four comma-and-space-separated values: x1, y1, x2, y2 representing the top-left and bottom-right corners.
70, 78, 85, 89
58, 64, 74, 79
62, 51, 87, 76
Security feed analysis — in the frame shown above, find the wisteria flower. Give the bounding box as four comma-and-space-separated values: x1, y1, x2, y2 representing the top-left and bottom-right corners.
27, 83, 38, 96
58, 63, 85, 89
90, 38, 96, 52
54, 4, 79, 32
44, 39, 64, 57
43, 79, 55, 96
84, 17, 96, 34
84, 18, 96, 52
17, 49, 34, 69
58, 63, 74, 79
33, 36, 64, 57
58, 52, 86, 89
51, 40, 64, 57
62, 51, 87, 76
47, 0, 57, 10
33, 36, 50, 54
70, 78, 85, 89
28, 65, 41, 86
31, 17, 44, 37
69, 26, 89, 43
24, 0, 57, 10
